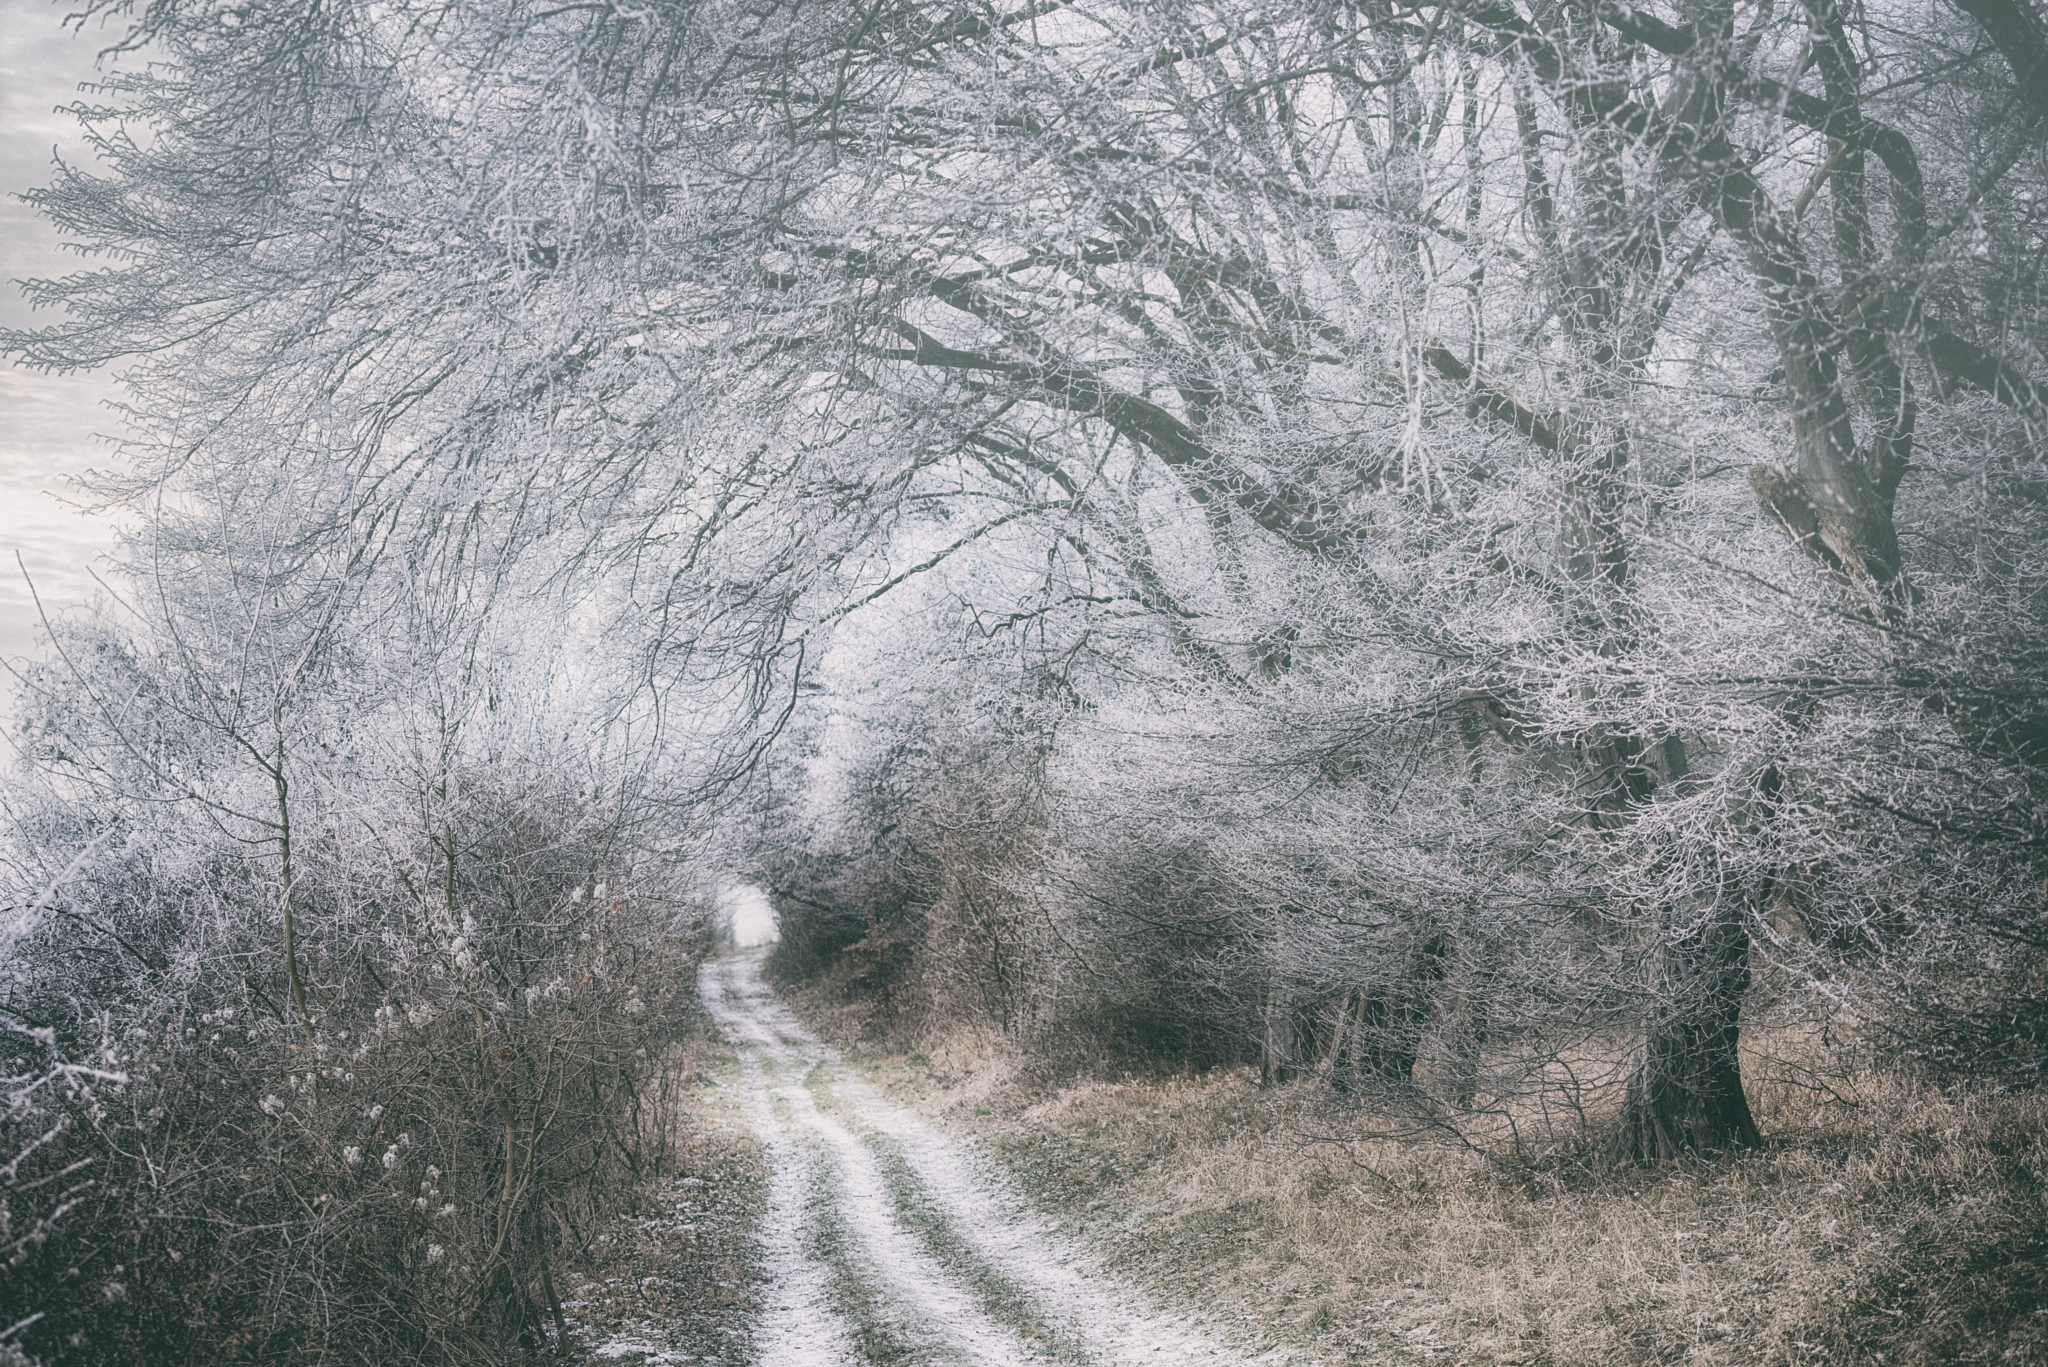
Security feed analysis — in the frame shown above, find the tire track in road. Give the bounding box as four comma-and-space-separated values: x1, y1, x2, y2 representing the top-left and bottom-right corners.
698, 952, 1294, 1367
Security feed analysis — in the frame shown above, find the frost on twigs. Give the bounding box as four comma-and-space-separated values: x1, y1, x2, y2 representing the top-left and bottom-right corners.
3, 717, 714, 1366
6, 0, 2048, 1355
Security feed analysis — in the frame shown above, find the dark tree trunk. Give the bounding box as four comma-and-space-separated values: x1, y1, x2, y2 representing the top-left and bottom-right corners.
1329, 934, 1449, 1094
1260, 978, 1318, 1085
1260, 908, 1332, 1086
1332, 984, 1424, 1092
1444, 957, 1496, 1110
1616, 894, 1762, 1161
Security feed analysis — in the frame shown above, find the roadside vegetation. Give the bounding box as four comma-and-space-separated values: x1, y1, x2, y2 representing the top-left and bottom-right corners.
561, 1014, 768, 1367
791, 992, 2048, 1367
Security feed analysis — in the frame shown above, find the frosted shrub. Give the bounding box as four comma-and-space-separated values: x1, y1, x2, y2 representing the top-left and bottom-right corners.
1, 763, 709, 1365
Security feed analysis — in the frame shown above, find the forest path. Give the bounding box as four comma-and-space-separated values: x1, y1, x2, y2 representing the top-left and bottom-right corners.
697, 952, 1292, 1367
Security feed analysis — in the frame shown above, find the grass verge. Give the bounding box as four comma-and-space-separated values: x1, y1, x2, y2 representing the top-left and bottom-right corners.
788, 991, 2048, 1367
559, 1012, 769, 1366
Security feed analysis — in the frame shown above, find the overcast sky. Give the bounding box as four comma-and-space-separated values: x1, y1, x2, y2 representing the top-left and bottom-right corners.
1, 0, 135, 681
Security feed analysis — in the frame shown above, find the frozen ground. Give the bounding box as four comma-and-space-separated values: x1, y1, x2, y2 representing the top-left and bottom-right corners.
697, 951, 1299, 1367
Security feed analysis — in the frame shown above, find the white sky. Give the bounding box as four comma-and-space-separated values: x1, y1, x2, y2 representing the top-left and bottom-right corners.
1, 0, 133, 674
722, 883, 779, 947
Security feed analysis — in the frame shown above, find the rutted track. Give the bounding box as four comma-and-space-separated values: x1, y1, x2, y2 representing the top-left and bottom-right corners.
698, 952, 1291, 1367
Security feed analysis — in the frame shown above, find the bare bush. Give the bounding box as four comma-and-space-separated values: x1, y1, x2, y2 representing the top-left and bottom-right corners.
1, 760, 708, 1364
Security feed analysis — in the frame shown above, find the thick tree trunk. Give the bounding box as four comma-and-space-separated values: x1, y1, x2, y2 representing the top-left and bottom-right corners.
1260, 976, 1314, 1085
1265, 986, 1374, 1086
1444, 957, 1495, 1110
1616, 895, 1762, 1161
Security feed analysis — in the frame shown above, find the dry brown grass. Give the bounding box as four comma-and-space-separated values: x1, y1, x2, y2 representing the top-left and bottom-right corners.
812, 1012, 2048, 1367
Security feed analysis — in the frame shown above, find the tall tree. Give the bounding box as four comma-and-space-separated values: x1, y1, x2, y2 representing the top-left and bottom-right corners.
12, 0, 2048, 1170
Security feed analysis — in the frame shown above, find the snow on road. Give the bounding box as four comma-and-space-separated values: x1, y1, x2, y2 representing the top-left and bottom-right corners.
698, 952, 1294, 1367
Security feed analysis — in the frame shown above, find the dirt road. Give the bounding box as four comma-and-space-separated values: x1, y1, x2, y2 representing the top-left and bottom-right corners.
698, 952, 1292, 1367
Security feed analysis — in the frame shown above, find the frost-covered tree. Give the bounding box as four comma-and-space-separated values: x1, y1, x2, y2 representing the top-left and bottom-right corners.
8, 0, 2048, 1233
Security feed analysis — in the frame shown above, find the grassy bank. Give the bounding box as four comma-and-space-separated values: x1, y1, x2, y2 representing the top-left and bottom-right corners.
787, 996, 2048, 1367
562, 1010, 769, 1367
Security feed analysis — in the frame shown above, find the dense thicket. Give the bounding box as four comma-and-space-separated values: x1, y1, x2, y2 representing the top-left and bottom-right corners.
2, 550, 714, 1366
7, 0, 2048, 1355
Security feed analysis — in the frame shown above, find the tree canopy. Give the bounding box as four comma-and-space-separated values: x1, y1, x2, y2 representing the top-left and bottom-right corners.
10, 0, 2048, 1215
